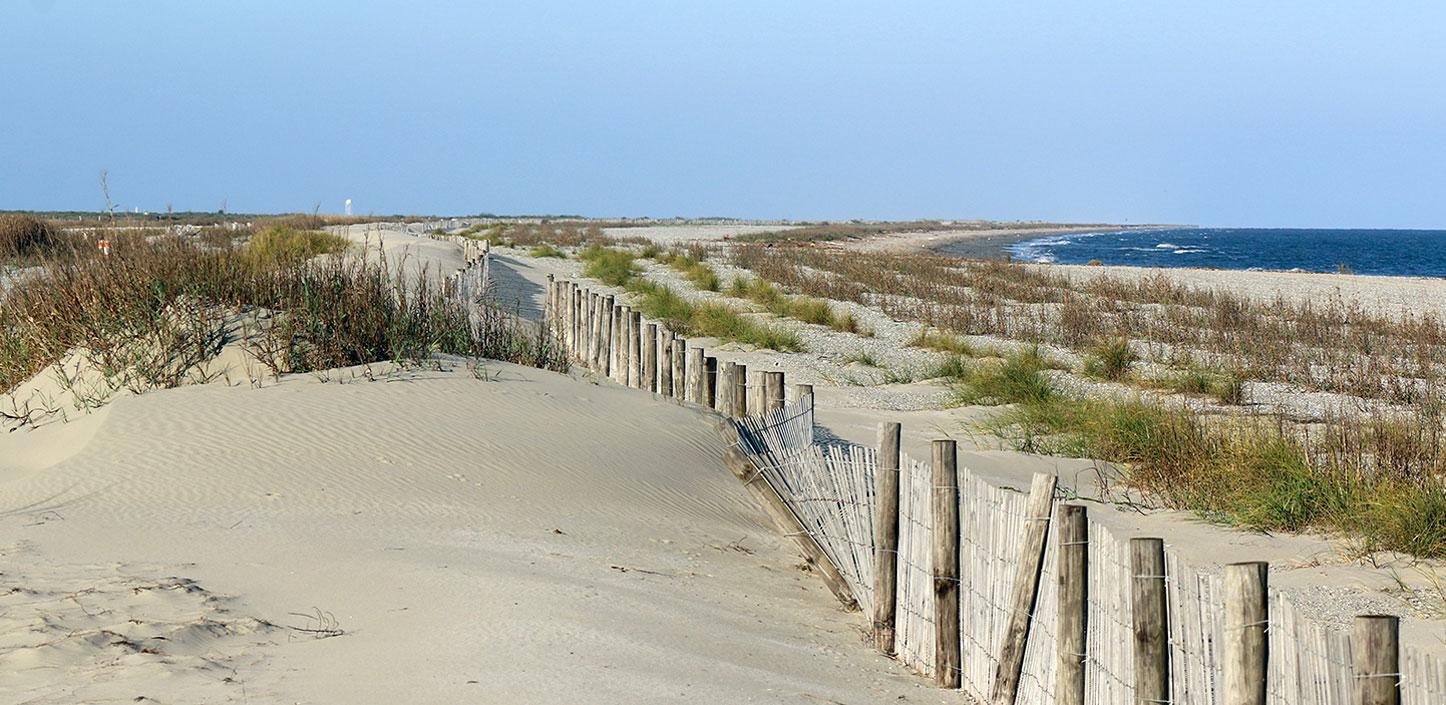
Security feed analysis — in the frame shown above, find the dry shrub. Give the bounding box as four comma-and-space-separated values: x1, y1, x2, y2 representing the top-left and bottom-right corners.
0, 214, 58, 259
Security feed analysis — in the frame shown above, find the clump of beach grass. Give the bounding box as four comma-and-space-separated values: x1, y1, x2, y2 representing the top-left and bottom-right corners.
243, 226, 352, 267
578, 246, 639, 287
1080, 336, 1137, 381
622, 277, 802, 351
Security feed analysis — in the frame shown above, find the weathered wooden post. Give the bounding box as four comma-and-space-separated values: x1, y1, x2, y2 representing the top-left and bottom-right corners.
793, 383, 813, 402
628, 310, 642, 388
718, 361, 736, 414
672, 337, 687, 400
570, 285, 581, 358
1224, 561, 1269, 705
731, 363, 748, 418
644, 323, 658, 393
659, 332, 674, 397
873, 421, 902, 655
764, 371, 785, 412
1130, 538, 1169, 705
1352, 615, 1400, 705
615, 306, 630, 384
587, 292, 599, 368
597, 295, 613, 375
992, 472, 1059, 705
604, 294, 615, 378
1056, 505, 1088, 705
545, 274, 555, 331
687, 348, 706, 405
748, 370, 765, 415
932, 438, 961, 689
705, 356, 719, 409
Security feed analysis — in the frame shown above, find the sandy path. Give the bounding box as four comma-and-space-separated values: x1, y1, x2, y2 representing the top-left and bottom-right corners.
0, 360, 961, 703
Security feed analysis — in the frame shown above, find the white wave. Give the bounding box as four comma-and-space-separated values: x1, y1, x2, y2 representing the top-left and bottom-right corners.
1154, 242, 1181, 249
1172, 248, 1207, 254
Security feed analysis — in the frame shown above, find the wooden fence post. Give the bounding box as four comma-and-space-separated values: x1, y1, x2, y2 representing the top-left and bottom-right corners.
567, 284, 578, 357
933, 439, 962, 689
644, 323, 658, 393
765, 371, 785, 412
1130, 538, 1169, 705
874, 421, 902, 655
687, 347, 706, 405
659, 332, 674, 397
731, 363, 748, 418
587, 292, 599, 369
573, 285, 583, 359
599, 296, 614, 376
672, 337, 687, 400
991, 472, 1059, 705
1056, 504, 1088, 705
1224, 561, 1268, 705
1352, 615, 1400, 705
545, 274, 555, 330
705, 356, 719, 409
718, 361, 736, 414
793, 383, 813, 402
628, 311, 642, 388
747, 370, 764, 415
616, 306, 631, 384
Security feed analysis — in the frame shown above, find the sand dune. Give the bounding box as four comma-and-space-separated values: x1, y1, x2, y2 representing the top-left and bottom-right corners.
0, 359, 955, 703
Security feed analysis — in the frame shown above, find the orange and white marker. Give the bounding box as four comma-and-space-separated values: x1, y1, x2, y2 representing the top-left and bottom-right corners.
98, 239, 111, 255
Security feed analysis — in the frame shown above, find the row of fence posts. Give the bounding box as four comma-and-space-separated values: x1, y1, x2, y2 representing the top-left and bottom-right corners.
540, 276, 875, 607
545, 272, 1406, 705
542, 276, 806, 416
870, 426, 1404, 704
442, 237, 489, 298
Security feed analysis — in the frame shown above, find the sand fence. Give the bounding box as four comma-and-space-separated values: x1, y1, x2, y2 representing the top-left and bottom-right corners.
523, 273, 1445, 705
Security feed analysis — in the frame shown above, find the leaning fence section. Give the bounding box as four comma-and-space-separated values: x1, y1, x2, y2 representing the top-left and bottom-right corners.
725, 397, 1446, 705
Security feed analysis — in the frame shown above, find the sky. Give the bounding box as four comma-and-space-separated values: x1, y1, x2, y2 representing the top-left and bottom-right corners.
2, 2, 1443, 227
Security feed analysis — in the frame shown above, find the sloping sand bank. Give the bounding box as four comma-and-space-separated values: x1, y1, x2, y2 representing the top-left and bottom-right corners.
0, 361, 956, 703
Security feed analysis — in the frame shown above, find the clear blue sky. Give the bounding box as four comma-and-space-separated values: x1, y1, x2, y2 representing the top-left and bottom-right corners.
2, 2, 1442, 227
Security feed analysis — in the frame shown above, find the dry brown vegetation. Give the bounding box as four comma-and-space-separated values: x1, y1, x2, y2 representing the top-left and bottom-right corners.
1, 227, 566, 420
727, 243, 1446, 557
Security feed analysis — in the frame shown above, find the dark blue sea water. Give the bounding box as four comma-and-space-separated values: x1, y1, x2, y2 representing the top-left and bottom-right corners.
1000, 228, 1446, 278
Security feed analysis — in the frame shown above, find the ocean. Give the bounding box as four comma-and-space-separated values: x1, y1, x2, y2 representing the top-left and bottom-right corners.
984, 228, 1446, 278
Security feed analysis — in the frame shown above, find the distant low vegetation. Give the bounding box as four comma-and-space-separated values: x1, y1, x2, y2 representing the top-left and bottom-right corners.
726, 242, 1446, 558
576, 246, 803, 351
1, 223, 565, 417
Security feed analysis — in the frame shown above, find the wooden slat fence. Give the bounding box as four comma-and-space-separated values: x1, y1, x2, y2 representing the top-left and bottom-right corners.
726, 398, 1446, 705
529, 270, 1445, 705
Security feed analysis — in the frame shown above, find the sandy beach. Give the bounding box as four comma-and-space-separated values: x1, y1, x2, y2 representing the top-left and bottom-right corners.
5, 223, 1444, 704
1, 357, 958, 704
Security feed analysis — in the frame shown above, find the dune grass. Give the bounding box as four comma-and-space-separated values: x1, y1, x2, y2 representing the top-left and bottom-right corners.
654, 250, 721, 291
1, 233, 564, 408
579, 246, 640, 286
625, 278, 804, 351
947, 348, 1446, 557
529, 244, 567, 259
728, 275, 861, 332
0, 214, 59, 260
243, 226, 352, 267
1080, 336, 1137, 381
